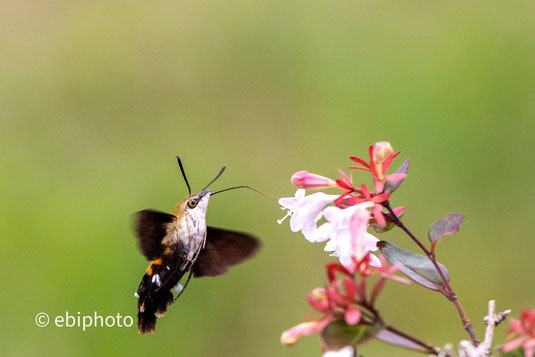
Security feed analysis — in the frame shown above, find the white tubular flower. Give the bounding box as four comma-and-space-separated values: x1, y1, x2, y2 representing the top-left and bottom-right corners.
278, 189, 339, 242
317, 202, 380, 272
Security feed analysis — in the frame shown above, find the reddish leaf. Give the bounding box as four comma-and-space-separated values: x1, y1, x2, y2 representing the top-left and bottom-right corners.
343, 277, 357, 301
371, 193, 390, 203
336, 179, 352, 190
428, 213, 465, 245
349, 156, 370, 168
349, 166, 370, 171
381, 151, 401, 172
373, 205, 386, 227
326, 263, 351, 282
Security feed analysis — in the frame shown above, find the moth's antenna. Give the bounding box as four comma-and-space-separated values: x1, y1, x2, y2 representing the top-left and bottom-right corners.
176, 156, 191, 195
212, 185, 278, 200
202, 166, 226, 191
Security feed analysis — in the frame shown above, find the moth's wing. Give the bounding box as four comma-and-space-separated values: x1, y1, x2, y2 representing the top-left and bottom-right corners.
193, 226, 261, 277
134, 209, 176, 261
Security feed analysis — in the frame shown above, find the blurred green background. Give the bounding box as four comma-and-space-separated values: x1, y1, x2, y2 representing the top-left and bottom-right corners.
1, 1, 534, 356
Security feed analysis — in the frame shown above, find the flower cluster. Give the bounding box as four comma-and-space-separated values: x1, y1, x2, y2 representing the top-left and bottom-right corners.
278, 142, 434, 356
278, 141, 531, 356
280, 257, 409, 349
278, 142, 405, 273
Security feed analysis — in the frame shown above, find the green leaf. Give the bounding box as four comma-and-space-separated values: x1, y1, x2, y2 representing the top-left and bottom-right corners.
320, 320, 382, 350
384, 158, 410, 194
378, 241, 450, 291
429, 213, 465, 245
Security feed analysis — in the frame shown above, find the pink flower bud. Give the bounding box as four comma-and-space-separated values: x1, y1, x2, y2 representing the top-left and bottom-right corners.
310, 287, 327, 300
291, 171, 337, 190
307, 288, 329, 312
372, 142, 394, 165
344, 307, 362, 326
281, 319, 329, 346
372, 142, 394, 181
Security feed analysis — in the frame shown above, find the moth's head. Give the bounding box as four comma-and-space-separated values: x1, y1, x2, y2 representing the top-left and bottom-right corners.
172, 190, 211, 218
185, 190, 211, 213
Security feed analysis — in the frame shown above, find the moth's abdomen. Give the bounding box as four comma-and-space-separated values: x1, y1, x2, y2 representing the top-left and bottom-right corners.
135, 243, 188, 334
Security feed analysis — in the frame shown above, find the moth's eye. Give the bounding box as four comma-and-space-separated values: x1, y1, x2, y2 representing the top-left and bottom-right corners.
187, 199, 198, 209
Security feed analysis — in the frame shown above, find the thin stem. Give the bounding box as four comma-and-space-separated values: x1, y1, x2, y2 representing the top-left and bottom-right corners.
383, 201, 480, 347
383, 325, 442, 355
356, 304, 376, 322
